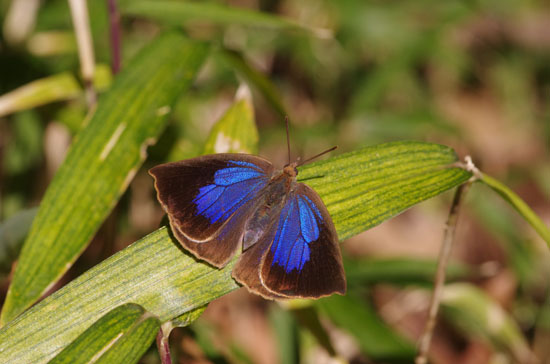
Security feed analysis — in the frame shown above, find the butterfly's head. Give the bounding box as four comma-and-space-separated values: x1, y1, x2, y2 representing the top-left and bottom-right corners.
283, 162, 298, 178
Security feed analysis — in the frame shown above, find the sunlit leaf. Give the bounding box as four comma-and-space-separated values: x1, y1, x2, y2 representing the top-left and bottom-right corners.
298, 141, 471, 240
0, 141, 469, 363
480, 173, 550, 246
0, 73, 80, 118
203, 85, 258, 155
0, 65, 112, 118
48, 304, 159, 364
1, 32, 209, 325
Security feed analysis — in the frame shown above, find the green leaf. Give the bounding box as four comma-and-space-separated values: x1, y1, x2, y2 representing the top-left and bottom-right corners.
93, 316, 159, 364
48, 304, 159, 364
0, 141, 468, 363
317, 293, 415, 362
441, 283, 534, 363
480, 173, 550, 246
191, 320, 227, 361
0, 73, 80, 118
0, 228, 239, 363
203, 85, 259, 155
269, 306, 299, 364
120, 0, 327, 36
0, 65, 112, 118
297, 141, 472, 240
170, 305, 208, 328
469, 188, 536, 285
290, 306, 336, 357
0, 208, 37, 276
345, 257, 473, 287
0, 32, 209, 325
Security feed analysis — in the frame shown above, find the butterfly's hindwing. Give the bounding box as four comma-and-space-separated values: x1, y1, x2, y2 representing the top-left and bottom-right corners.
232, 224, 287, 300
150, 154, 274, 267
260, 184, 346, 298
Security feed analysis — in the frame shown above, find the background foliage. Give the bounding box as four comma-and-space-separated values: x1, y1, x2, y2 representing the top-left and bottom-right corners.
0, 0, 549, 363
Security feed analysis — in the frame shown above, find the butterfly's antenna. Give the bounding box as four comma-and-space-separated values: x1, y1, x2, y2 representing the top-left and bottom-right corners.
298, 146, 337, 166
285, 116, 291, 165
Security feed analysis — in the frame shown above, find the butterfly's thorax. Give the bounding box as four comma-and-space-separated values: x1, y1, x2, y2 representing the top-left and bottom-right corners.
242, 164, 298, 250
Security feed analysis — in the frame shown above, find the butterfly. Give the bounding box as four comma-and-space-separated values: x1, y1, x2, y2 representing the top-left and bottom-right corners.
149, 134, 346, 299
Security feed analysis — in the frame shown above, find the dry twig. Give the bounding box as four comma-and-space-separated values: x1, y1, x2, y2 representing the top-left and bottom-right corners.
68, 0, 97, 108
415, 181, 472, 364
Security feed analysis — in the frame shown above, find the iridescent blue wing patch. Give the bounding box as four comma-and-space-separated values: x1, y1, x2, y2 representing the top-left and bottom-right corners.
149, 154, 273, 267
192, 160, 266, 224
254, 184, 345, 298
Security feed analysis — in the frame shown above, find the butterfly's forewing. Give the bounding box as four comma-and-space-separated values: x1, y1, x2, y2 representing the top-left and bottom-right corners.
169, 203, 253, 268
259, 184, 346, 298
149, 154, 273, 267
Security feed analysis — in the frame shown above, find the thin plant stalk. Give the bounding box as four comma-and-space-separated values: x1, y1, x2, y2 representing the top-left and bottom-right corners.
415, 181, 471, 364
107, 0, 122, 74
156, 323, 173, 364
68, 0, 97, 108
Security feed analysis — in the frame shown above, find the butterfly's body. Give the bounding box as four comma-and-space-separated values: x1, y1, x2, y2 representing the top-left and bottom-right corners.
243, 164, 296, 250
150, 154, 345, 299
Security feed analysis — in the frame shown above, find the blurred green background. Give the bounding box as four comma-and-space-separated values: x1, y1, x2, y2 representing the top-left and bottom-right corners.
1, 0, 549, 363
